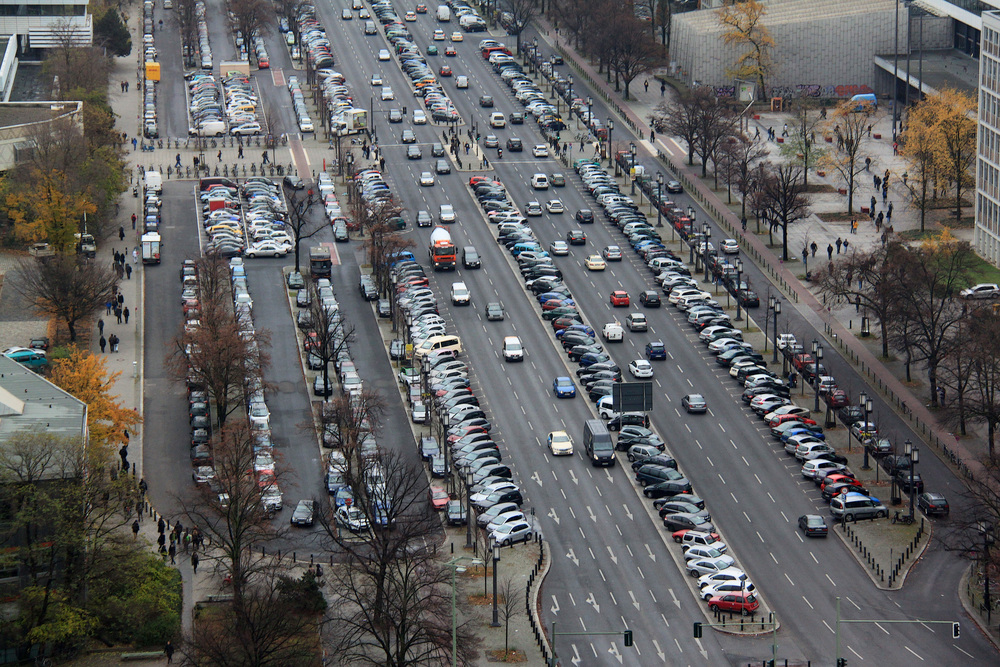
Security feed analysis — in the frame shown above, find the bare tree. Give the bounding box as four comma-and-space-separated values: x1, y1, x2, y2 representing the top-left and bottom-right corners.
778, 105, 828, 188
938, 314, 975, 435
226, 0, 275, 66
608, 14, 662, 100
501, 0, 537, 55
318, 447, 478, 666
649, 90, 702, 166
283, 186, 325, 273
961, 311, 1000, 455
887, 236, 976, 407
822, 99, 878, 214
166, 255, 271, 428
305, 299, 356, 405
817, 243, 897, 358
173, 0, 200, 67
728, 133, 768, 221
756, 163, 809, 260
497, 577, 520, 659
12, 255, 117, 342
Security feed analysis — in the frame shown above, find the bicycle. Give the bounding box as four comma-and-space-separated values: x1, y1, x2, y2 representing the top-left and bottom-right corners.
891, 511, 914, 525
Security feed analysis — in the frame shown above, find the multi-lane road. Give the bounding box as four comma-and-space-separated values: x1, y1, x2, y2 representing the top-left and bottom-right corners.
139, 1, 997, 664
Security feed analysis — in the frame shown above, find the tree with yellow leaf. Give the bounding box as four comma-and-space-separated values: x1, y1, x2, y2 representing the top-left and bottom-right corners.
899, 96, 943, 233
716, 0, 775, 97
5, 168, 96, 253
48, 346, 142, 450
931, 89, 977, 224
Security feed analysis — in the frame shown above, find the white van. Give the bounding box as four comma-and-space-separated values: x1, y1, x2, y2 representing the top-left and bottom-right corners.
531, 173, 549, 189
456, 76, 469, 89
450, 282, 470, 306
437, 4, 451, 21
192, 120, 226, 137
414, 335, 463, 359
502, 336, 524, 362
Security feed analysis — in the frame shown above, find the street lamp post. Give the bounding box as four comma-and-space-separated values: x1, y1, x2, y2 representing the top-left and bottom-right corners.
979, 521, 994, 625
734, 259, 744, 321
491, 539, 501, 626
703, 225, 712, 283
812, 341, 824, 413
772, 300, 782, 363
466, 470, 475, 548
607, 119, 614, 166
906, 441, 919, 522
857, 392, 868, 457
586, 96, 593, 135
767, 295, 775, 355
448, 556, 483, 667
443, 412, 451, 492
656, 173, 664, 228
629, 142, 636, 188
892, 439, 908, 506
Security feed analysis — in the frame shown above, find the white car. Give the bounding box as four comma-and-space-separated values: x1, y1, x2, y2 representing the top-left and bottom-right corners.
433, 29, 446, 40
404, 11, 417, 21
628, 359, 654, 378
532, 144, 549, 158
687, 556, 735, 577
370, 73, 383, 85
381, 86, 394, 100
486, 510, 527, 532
721, 238, 740, 254
549, 240, 569, 256
548, 430, 574, 456
419, 171, 435, 187
700, 579, 756, 601
524, 201, 543, 216
545, 199, 565, 214
230, 122, 262, 136
960, 283, 1000, 299
245, 241, 287, 257
801, 459, 849, 480
489, 112, 506, 128
698, 567, 749, 590
413, 109, 427, 124
378, 49, 391, 61
451, 32, 464, 42
776, 333, 798, 350
336, 505, 370, 531
489, 520, 533, 546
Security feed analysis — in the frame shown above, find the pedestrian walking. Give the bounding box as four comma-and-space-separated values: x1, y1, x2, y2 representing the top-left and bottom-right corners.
132, 137, 137, 151
262, 151, 269, 165
111, 334, 120, 353
810, 241, 818, 257
887, 201, 894, 217
157, 532, 166, 549
644, 79, 649, 93
184, 531, 193, 552
125, 81, 129, 93
870, 195, 877, 211
851, 219, 858, 234
842, 239, 849, 252
119, 226, 125, 241
175, 153, 182, 169
132, 519, 140, 539
741, 217, 748, 232
836, 237, 843, 254
238, 144, 244, 159
660, 81, 665, 96
124, 306, 130, 323
754, 126, 760, 140
131, 212, 137, 230
99, 335, 107, 353
217, 150, 222, 162
782, 123, 788, 137
191, 551, 199, 574
132, 248, 138, 265
827, 244, 834, 260
165, 640, 174, 664
874, 175, 881, 189
126, 264, 132, 280
864, 157, 871, 171
867, 124, 873, 137
882, 186, 888, 203
158, 517, 165, 534
118, 293, 124, 307
115, 308, 123, 325
902, 172, 908, 187
892, 141, 898, 155
98, 318, 105, 336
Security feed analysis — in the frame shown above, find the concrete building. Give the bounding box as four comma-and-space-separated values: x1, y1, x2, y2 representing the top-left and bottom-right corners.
975, 10, 1000, 264
0, 0, 93, 53
0, 99, 82, 172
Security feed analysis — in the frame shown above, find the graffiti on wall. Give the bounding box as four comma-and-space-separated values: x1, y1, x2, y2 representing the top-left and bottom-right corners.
712, 84, 875, 99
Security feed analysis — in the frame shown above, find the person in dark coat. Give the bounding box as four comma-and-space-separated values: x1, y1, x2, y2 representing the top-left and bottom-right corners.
165, 640, 174, 663
827, 244, 834, 260
99, 336, 107, 353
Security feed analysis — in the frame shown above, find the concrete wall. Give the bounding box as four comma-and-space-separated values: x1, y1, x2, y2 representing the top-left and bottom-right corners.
672, 6, 905, 98
0, 101, 82, 172
910, 14, 954, 51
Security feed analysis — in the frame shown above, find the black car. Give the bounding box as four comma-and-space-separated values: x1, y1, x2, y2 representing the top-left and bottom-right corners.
822, 481, 868, 502
616, 426, 664, 450
838, 405, 865, 426
506, 137, 523, 151
377, 299, 392, 318
283, 175, 305, 190
916, 492, 949, 516
639, 290, 661, 307
479, 95, 494, 107
290, 499, 316, 526
630, 454, 676, 472
882, 455, 912, 475
359, 278, 379, 301
431, 142, 446, 157
737, 289, 760, 308
607, 413, 650, 431
798, 514, 828, 537
662, 513, 714, 533
893, 470, 924, 493
642, 479, 693, 499
286, 271, 305, 290
657, 500, 711, 521
575, 209, 595, 224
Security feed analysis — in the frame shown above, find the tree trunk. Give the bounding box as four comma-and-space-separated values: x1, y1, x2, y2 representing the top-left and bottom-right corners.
919, 178, 927, 232
881, 321, 890, 358
781, 221, 789, 261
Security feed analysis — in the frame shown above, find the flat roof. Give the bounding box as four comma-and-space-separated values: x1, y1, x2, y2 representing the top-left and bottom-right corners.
0, 102, 79, 129
0, 355, 87, 448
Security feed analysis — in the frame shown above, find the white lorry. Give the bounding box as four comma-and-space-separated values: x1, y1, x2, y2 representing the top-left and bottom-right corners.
141, 232, 161, 264
602, 321, 624, 342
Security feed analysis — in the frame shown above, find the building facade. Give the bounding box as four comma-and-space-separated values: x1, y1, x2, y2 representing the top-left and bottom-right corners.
0, 0, 93, 52
975, 11, 1000, 264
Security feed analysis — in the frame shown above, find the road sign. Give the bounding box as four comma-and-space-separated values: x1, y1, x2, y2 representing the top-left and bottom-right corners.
612, 382, 653, 413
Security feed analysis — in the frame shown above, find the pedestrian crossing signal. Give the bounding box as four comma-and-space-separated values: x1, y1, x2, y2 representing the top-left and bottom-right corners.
952, 622, 960, 639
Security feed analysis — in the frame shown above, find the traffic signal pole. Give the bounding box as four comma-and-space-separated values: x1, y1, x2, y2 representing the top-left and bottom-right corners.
549, 623, 633, 666
834, 596, 960, 665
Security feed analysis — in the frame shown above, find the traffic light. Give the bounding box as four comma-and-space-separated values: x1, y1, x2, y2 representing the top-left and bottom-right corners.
837, 659, 847, 667
952, 622, 961, 639
623, 630, 633, 647
693, 622, 702, 639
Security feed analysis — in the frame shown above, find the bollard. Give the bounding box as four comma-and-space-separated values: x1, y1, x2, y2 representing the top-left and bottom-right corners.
293, 552, 296, 562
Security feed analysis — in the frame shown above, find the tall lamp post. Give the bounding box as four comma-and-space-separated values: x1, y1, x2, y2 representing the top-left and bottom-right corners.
447, 556, 483, 667
586, 96, 593, 135
906, 440, 919, 522
857, 392, 868, 457
812, 341, 824, 413
465, 470, 475, 548
978, 521, 994, 625
629, 142, 637, 190
491, 539, 501, 626
567, 75, 574, 116
734, 259, 744, 321
771, 298, 781, 362
442, 413, 451, 492
703, 224, 712, 282
656, 173, 664, 228
607, 119, 614, 166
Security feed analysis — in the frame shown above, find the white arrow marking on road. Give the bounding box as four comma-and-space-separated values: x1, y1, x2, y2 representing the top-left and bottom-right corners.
586, 592, 600, 613
607, 546, 618, 564
570, 644, 581, 666
652, 639, 666, 661
550, 595, 560, 615
622, 504, 633, 520
695, 638, 708, 659
569, 469, 579, 485
628, 590, 640, 610
604, 468, 614, 483
587, 506, 598, 522
567, 548, 579, 566
668, 588, 681, 609
531, 471, 542, 487
608, 642, 623, 664
645, 544, 656, 561
548, 508, 561, 525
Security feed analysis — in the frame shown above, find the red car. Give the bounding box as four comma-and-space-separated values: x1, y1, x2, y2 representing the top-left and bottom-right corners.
824, 389, 850, 408
439, 65, 453, 76
610, 290, 630, 307
429, 484, 449, 510
768, 413, 818, 428
708, 592, 759, 615
791, 353, 815, 371
257, 55, 269, 69
445, 46, 457, 56
671, 529, 721, 543
820, 473, 858, 491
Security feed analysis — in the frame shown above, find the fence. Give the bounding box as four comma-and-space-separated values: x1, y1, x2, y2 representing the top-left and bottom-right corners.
823, 322, 978, 484
840, 519, 925, 588
525, 537, 552, 664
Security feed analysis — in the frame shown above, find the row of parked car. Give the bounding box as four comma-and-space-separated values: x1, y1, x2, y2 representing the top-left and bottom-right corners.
220, 73, 263, 137
480, 39, 566, 134
187, 74, 226, 138
285, 75, 315, 134
289, 4, 336, 73
200, 176, 292, 258
195, 0, 213, 70
372, 0, 461, 123
141, 1, 159, 139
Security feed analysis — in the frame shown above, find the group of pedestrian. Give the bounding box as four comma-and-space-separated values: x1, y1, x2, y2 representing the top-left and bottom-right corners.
113, 248, 134, 280
119, 80, 130, 93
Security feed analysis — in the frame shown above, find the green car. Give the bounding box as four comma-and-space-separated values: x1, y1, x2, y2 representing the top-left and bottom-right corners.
2, 346, 48, 370
542, 306, 580, 321
427, 45, 438, 55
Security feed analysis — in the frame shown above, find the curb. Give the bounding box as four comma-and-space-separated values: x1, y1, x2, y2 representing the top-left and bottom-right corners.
830, 518, 931, 591
958, 563, 1000, 653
